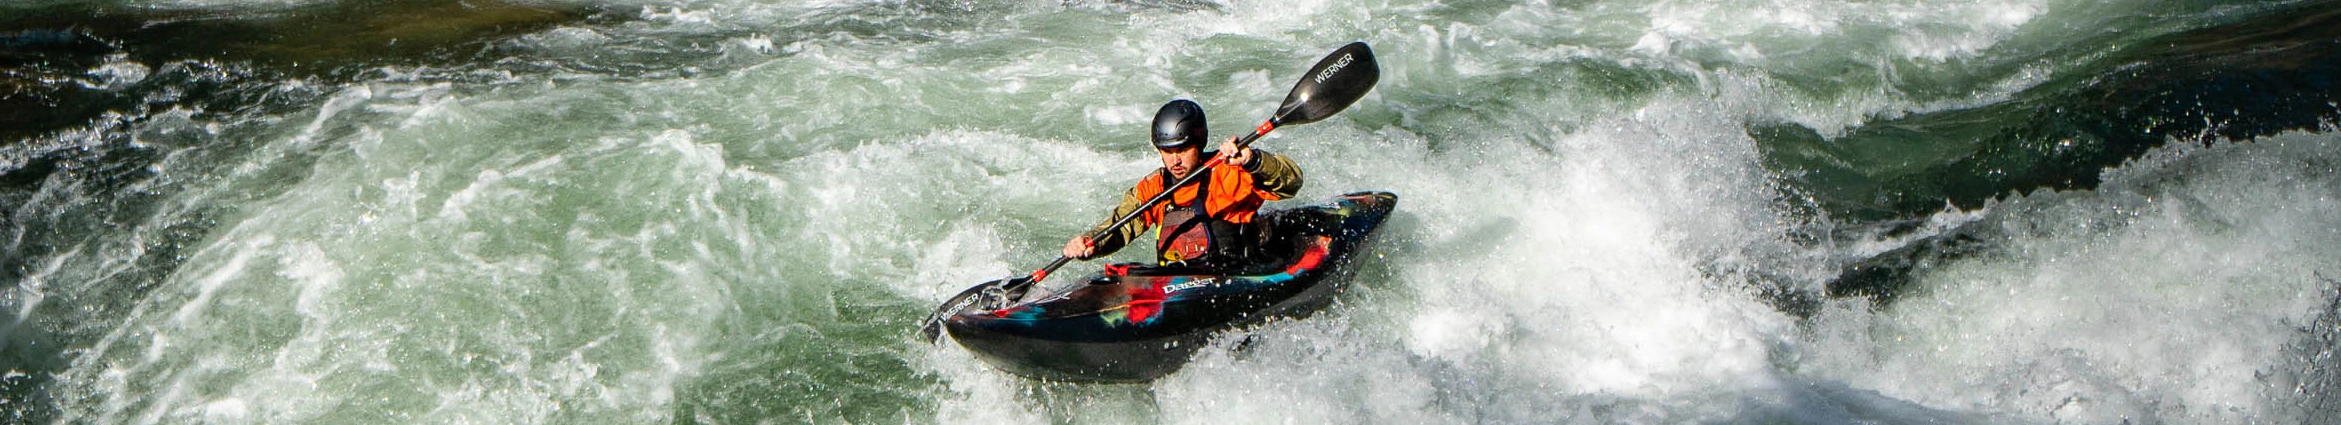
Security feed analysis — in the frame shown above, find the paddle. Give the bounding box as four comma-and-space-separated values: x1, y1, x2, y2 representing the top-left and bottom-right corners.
920, 41, 1380, 343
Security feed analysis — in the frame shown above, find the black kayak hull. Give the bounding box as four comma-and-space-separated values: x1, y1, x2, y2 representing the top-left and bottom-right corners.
941, 191, 1397, 382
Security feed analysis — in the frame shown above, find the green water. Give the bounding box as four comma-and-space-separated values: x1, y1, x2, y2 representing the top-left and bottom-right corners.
4, 0, 2341, 423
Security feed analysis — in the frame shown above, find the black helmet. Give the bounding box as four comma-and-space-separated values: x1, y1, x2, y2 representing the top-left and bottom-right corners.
1150, 99, 1207, 150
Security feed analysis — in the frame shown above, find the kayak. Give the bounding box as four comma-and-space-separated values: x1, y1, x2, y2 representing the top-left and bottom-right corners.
938, 191, 1397, 382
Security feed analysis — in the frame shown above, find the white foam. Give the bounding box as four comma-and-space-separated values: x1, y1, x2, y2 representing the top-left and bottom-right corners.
200, 397, 248, 422
166, 236, 265, 328
81, 54, 152, 91
1799, 132, 2341, 424
1404, 308, 1503, 360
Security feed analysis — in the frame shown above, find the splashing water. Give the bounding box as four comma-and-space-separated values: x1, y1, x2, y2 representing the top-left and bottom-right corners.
5, 0, 2341, 423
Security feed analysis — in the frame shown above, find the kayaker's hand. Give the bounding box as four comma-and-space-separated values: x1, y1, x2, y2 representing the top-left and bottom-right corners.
1063, 236, 1095, 259
1218, 136, 1251, 168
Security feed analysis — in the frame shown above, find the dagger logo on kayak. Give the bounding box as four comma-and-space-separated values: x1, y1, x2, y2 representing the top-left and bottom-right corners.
1313, 53, 1354, 85
1165, 277, 1216, 293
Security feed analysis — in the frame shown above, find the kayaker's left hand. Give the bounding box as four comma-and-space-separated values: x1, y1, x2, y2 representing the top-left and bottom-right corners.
1217, 136, 1251, 168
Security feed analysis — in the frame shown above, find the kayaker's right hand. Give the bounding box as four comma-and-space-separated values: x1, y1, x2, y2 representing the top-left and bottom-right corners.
1063, 236, 1095, 259
1217, 135, 1252, 168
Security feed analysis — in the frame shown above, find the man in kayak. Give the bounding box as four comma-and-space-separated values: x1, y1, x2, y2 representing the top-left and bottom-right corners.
1061, 99, 1304, 270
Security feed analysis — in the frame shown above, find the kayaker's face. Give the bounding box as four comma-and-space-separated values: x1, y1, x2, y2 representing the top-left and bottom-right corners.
1158, 145, 1203, 179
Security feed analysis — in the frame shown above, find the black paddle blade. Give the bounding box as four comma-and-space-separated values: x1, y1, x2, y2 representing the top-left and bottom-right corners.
918, 277, 1029, 344
1273, 41, 1380, 126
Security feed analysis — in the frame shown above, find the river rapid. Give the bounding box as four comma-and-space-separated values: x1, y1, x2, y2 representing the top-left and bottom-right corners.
5, 0, 2341, 423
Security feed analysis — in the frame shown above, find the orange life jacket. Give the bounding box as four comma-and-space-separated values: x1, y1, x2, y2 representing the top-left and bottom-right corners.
1131, 162, 1283, 266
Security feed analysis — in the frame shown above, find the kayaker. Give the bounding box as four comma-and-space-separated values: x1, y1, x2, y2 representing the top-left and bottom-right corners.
1061, 99, 1303, 270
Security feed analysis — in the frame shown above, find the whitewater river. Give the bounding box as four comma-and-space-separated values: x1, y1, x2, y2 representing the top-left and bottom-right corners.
5, 0, 2340, 423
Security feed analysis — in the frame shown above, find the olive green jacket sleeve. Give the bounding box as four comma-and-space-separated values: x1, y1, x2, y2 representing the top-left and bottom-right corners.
1245, 148, 1304, 200
1078, 149, 1303, 259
